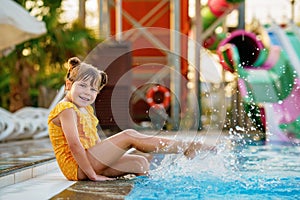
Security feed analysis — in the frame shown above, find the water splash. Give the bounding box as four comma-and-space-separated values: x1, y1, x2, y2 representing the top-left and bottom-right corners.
126, 141, 300, 199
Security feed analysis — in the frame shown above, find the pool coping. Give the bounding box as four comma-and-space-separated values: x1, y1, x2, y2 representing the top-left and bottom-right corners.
0, 159, 57, 188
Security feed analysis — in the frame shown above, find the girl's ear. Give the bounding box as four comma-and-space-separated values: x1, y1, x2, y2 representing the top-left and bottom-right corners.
65, 79, 72, 90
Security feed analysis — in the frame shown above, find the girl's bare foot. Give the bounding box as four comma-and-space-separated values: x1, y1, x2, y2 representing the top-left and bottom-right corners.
184, 142, 216, 159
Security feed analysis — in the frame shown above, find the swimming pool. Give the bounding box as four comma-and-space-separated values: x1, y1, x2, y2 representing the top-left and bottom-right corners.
126, 139, 300, 199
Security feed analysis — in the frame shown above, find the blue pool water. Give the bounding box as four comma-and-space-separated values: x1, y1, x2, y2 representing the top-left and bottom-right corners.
126, 141, 300, 199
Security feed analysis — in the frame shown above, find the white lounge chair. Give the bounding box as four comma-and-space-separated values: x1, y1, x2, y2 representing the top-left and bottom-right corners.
0, 108, 15, 141
0, 86, 65, 141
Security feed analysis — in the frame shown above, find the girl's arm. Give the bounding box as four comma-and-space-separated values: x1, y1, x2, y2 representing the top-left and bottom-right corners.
59, 108, 102, 181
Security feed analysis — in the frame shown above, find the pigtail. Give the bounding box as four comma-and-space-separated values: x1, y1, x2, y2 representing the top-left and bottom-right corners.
67, 57, 81, 81
99, 71, 108, 91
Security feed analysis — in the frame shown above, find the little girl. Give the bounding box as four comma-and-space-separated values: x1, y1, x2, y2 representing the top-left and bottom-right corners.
48, 57, 214, 181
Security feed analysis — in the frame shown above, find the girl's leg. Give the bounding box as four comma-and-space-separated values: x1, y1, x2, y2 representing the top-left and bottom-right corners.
78, 153, 149, 179
86, 129, 185, 173
86, 129, 213, 176
87, 129, 178, 170
101, 153, 149, 177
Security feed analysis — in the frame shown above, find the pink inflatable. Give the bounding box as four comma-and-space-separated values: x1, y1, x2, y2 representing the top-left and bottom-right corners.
273, 78, 300, 124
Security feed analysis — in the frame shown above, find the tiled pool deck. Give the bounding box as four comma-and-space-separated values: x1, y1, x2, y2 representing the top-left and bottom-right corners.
0, 138, 72, 199
0, 130, 241, 199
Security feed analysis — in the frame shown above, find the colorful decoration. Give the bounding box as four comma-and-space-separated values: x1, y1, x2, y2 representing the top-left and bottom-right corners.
218, 29, 300, 142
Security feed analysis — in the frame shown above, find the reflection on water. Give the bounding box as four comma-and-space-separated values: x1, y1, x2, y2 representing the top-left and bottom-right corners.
126, 141, 300, 199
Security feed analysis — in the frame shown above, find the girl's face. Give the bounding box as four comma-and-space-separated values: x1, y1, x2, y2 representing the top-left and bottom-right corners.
67, 78, 99, 108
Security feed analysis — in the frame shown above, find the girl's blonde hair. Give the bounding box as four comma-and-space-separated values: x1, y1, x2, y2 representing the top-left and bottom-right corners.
67, 57, 108, 91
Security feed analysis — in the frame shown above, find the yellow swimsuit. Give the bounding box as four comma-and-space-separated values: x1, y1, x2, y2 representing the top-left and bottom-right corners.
48, 102, 99, 181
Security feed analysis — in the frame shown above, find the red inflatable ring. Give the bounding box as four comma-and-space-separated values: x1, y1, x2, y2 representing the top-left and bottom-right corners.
146, 85, 170, 108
